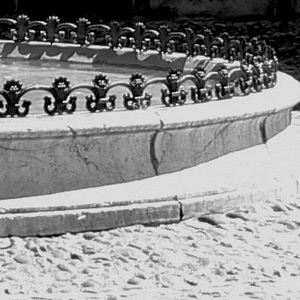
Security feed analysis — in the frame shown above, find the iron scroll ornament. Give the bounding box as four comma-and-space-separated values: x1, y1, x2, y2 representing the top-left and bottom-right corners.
107, 73, 152, 110
0, 55, 278, 118
180, 67, 214, 103
178, 65, 242, 102
34, 77, 78, 115
72, 74, 117, 112
214, 65, 237, 99
238, 55, 278, 95
143, 70, 188, 106
143, 67, 243, 105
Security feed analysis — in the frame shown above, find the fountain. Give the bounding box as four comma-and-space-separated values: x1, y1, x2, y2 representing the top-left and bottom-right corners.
0, 15, 299, 236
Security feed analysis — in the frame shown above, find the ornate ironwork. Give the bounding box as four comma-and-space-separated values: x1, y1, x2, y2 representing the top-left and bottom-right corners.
180, 67, 213, 103
262, 56, 278, 88
107, 21, 135, 49
214, 65, 236, 99
160, 70, 187, 106
129, 22, 158, 52
36, 77, 78, 115
0, 15, 279, 117
181, 28, 206, 56
45, 16, 60, 43
0, 80, 32, 117
12, 15, 30, 42
251, 56, 265, 92
143, 69, 188, 106
0, 54, 278, 118
0, 15, 276, 61
108, 73, 152, 110
76, 18, 91, 45
84, 74, 116, 112
239, 59, 255, 95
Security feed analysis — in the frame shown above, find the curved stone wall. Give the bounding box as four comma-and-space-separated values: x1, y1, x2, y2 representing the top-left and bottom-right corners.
0, 34, 295, 201
0, 33, 299, 238
0, 70, 298, 200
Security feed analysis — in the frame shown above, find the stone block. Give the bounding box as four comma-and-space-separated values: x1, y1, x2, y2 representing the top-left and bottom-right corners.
0, 201, 180, 237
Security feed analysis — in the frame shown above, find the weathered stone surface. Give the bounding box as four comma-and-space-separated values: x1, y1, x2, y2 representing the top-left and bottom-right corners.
0, 111, 161, 199
153, 112, 265, 174
1, 109, 299, 238
0, 201, 180, 237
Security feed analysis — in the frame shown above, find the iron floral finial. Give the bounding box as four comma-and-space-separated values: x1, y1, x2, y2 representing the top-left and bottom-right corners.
189, 67, 213, 102
129, 73, 146, 88
0, 79, 31, 117
14, 15, 30, 42
192, 67, 206, 80
76, 17, 91, 44
3, 79, 23, 93
121, 73, 152, 110
93, 73, 110, 88
52, 76, 70, 90
160, 69, 187, 106
214, 65, 236, 99
85, 74, 116, 112
43, 76, 77, 115
239, 59, 254, 95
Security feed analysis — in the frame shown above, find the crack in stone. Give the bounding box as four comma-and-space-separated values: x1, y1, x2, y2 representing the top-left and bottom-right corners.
259, 111, 276, 153
66, 126, 127, 183
67, 127, 126, 183
149, 117, 164, 176
67, 125, 78, 138
259, 114, 269, 144
145, 207, 153, 225
149, 130, 160, 176
192, 121, 233, 161
67, 126, 102, 173
178, 200, 184, 221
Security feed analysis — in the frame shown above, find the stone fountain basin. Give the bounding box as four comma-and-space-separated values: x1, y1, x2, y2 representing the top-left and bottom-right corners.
0, 71, 298, 200
0, 40, 300, 238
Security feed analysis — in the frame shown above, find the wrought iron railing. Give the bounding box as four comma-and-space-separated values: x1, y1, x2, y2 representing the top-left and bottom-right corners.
0, 15, 279, 117
0, 15, 276, 60
0, 62, 277, 117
